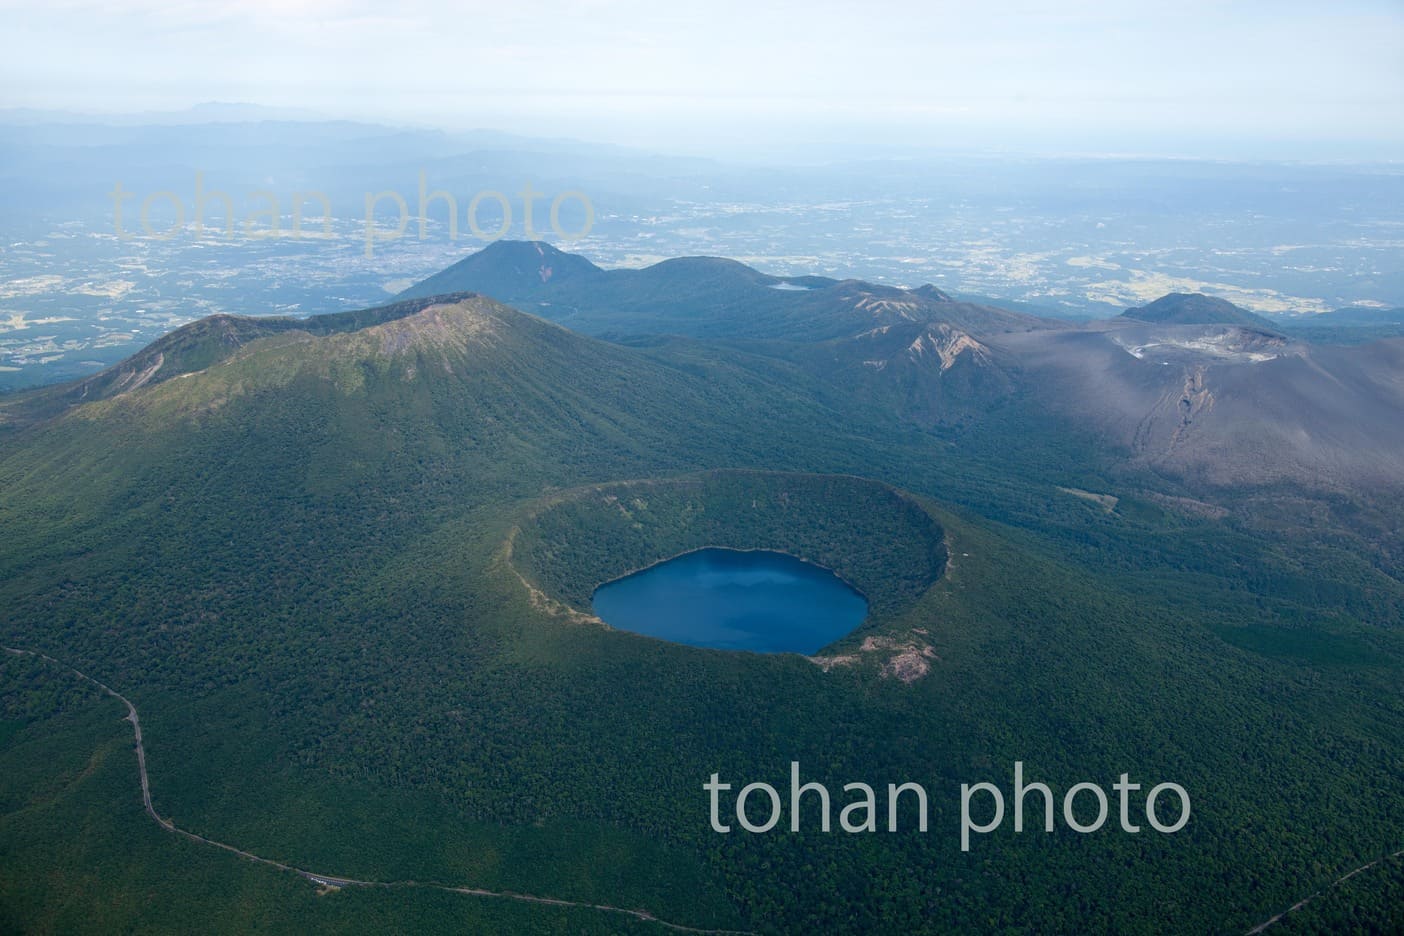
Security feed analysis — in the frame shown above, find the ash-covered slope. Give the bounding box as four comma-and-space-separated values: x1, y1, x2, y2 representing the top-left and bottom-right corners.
988, 320, 1404, 489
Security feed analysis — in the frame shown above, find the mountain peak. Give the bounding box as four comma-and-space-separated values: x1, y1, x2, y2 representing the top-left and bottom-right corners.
399, 240, 603, 301
1122, 292, 1279, 331
474, 239, 574, 262
913, 283, 953, 302
348, 297, 508, 358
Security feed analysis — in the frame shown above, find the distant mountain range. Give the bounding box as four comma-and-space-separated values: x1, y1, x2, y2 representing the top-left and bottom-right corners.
392, 242, 1404, 492
1284, 305, 1404, 326
396, 240, 1036, 341
10, 241, 1401, 495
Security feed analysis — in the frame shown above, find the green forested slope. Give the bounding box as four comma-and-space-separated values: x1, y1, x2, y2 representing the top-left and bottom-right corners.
1, 296, 1400, 934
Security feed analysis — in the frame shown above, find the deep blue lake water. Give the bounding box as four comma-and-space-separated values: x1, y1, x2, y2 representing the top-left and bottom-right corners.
591, 548, 868, 653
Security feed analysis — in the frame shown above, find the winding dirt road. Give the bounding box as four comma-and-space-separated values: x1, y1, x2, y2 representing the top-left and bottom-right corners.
3, 646, 750, 935
12, 643, 1395, 934
1245, 847, 1404, 934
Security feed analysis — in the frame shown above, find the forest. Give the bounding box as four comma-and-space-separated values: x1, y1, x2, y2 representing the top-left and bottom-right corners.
0, 295, 1400, 933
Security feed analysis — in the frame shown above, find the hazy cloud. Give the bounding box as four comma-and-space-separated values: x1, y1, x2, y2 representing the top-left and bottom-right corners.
2, 0, 1400, 156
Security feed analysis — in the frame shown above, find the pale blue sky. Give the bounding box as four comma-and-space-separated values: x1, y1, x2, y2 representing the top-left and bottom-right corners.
2, 0, 1401, 158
